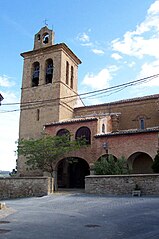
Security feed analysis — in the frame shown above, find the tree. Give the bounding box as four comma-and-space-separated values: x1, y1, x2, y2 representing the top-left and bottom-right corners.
17, 134, 86, 176
94, 155, 129, 175
152, 151, 159, 173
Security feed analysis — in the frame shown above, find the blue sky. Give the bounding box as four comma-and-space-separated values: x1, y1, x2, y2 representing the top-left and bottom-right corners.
0, 0, 159, 171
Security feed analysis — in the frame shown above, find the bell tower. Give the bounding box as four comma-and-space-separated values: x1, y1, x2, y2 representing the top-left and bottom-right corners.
18, 26, 81, 175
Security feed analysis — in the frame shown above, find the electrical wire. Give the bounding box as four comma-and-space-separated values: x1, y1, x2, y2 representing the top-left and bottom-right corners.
0, 73, 159, 113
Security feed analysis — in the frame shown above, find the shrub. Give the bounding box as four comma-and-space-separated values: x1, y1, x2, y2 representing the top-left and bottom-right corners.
94, 155, 129, 175
152, 151, 159, 173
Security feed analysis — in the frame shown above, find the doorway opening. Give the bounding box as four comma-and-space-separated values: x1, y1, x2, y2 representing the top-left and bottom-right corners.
57, 157, 90, 189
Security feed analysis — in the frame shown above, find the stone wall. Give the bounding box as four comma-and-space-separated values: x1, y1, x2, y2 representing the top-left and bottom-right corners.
0, 177, 54, 200
85, 174, 159, 195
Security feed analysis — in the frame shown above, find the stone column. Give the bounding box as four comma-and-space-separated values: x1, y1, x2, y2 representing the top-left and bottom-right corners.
53, 170, 58, 191
89, 163, 95, 175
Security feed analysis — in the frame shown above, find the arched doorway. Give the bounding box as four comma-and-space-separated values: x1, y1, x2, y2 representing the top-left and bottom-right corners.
57, 157, 90, 189
128, 152, 153, 174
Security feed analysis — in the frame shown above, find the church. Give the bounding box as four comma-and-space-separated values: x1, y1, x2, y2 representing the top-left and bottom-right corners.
17, 26, 159, 189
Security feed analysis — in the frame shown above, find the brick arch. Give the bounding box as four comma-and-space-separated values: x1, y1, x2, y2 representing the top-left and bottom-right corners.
128, 152, 153, 174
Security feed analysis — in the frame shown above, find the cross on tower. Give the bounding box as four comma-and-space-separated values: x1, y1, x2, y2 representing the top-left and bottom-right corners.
43, 19, 48, 26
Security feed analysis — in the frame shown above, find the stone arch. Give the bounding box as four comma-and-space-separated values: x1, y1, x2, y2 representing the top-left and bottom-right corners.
128, 152, 153, 174
56, 157, 90, 189
75, 126, 91, 144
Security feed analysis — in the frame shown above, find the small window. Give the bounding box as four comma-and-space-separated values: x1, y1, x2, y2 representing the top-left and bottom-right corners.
37, 109, 40, 121
140, 118, 145, 129
70, 66, 74, 89
45, 59, 53, 84
32, 62, 40, 87
102, 123, 105, 133
66, 61, 69, 85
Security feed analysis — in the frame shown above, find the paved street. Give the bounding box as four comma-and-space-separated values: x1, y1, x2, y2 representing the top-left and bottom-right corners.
0, 192, 159, 239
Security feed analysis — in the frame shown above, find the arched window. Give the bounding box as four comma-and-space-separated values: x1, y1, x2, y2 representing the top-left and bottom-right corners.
32, 62, 40, 87
66, 61, 69, 85
75, 126, 91, 144
56, 129, 70, 139
139, 118, 145, 130
45, 59, 53, 84
70, 66, 74, 89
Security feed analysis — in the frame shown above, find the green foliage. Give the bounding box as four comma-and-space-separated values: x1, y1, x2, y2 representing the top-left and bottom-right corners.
94, 155, 129, 175
152, 151, 159, 173
17, 134, 86, 176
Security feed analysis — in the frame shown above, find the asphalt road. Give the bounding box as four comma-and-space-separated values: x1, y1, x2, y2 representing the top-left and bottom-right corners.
0, 192, 159, 239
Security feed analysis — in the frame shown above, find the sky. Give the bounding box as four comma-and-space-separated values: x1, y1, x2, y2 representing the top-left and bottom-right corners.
0, 0, 159, 171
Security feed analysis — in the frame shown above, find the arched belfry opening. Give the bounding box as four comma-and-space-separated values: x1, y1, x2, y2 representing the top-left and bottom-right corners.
32, 62, 40, 87
45, 59, 53, 84
57, 157, 90, 189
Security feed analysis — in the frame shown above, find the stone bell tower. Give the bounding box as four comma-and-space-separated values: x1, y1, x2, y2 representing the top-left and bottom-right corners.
18, 26, 81, 175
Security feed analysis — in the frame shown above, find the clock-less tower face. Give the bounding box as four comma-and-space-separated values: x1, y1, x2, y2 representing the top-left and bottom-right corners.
18, 26, 81, 176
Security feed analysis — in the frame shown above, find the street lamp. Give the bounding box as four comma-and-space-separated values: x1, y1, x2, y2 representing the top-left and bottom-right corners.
102, 142, 109, 155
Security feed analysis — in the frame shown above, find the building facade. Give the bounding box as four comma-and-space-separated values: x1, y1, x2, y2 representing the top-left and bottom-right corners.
18, 27, 159, 189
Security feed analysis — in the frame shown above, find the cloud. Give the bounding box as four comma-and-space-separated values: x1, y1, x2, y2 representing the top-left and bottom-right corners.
76, 30, 105, 55
148, 0, 159, 15
111, 0, 159, 59
82, 66, 118, 90
0, 75, 15, 87
111, 53, 122, 60
92, 49, 105, 55
136, 60, 159, 87
77, 32, 90, 43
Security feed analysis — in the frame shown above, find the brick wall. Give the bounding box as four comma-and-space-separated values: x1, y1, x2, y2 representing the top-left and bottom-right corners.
85, 174, 159, 195
74, 94, 159, 130
0, 177, 54, 200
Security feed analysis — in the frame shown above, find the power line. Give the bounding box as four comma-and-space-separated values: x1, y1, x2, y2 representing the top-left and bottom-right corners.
1, 73, 159, 113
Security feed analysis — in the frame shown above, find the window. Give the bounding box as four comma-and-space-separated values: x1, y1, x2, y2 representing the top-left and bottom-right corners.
102, 123, 105, 133
75, 126, 91, 144
140, 118, 145, 129
32, 62, 40, 87
36, 109, 40, 121
56, 129, 70, 139
70, 66, 74, 89
66, 61, 69, 85
45, 59, 53, 84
